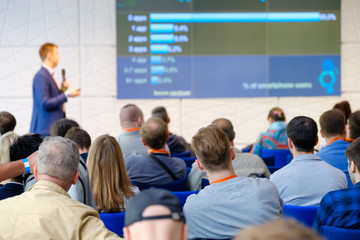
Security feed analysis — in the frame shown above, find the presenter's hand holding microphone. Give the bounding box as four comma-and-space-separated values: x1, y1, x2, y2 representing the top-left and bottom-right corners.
61, 69, 81, 97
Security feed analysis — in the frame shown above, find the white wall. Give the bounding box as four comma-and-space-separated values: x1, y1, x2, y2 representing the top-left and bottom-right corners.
0, 0, 360, 148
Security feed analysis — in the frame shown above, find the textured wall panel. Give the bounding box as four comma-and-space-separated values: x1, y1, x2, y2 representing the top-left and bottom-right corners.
0, 0, 79, 46
342, 0, 360, 42
80, 0, 115, 45
341, 43, 360, 92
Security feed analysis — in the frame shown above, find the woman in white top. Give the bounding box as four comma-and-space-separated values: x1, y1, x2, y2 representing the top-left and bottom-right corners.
87, 134, 139, 213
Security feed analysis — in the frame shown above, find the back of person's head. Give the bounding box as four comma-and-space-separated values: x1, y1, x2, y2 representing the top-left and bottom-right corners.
235, 219, 321, 240
87, 134, 134, 213
50, 119, 79, 137
124, 188, 186, 240
64, 127, 91, 152
151, 106, 169, 123
0, 111, 16, 135
287, 116, 318, 153
346, 137, 360, 177
333, 100, 352, 121
140, 117, 168, 149
0, 132, 18, 164
192, 124, 231, 171
319, 109, 345, 138
268, 107, 286, 122
120, 104, 144, 129
349, 111, 360, 139
37, 137, 79, 186
9, 134, 43, 182
211, 118, 235, 142
39, 42, 57, 62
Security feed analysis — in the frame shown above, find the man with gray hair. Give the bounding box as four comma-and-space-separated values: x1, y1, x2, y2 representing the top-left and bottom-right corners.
0, 137, 120, 239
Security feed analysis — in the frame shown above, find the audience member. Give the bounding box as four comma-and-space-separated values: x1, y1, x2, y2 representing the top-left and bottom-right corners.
317, 109, 351, 185
184, 125, 282, 239
333, 100, 352, 122
270, 116, 347, 206
0, 111, 16, 135
124, 188, 187, 240
26, 122, 96, 209
313, 137, 360, 232
117, 104, 147, 158
347, 110, 360, 142
87, 134, 139, 213
188, 118, 270, 191
0, 137, 120, 239
251, 107, 288, 155
151, 106, 187, 154
0, 134, 43, 200
125, 117, 186, 185
0, 151, 38, 182
0, 132, 18, 165
50, 118, 79, 137
65, 127, 91, 162
236, 219, 322, 240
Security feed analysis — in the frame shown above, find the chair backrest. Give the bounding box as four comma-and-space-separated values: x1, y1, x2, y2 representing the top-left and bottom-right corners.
180, 157, 197, 167
283, 204, 318, 227
171, 151, 191, 158
132, 176, 188, 191
100, 211, 126, 237
172, 191, 199, 206
261, 149, 292, 166
320, 225, 360, 240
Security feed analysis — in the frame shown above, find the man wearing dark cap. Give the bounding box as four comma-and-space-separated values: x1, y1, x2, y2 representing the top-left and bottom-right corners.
123, 188, 187, 240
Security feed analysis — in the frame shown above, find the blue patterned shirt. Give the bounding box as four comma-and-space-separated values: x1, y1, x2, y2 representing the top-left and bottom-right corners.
313, 181, 360, 232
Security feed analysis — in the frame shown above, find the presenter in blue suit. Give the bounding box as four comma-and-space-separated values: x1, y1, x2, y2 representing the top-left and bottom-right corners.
30, 43, 80, 136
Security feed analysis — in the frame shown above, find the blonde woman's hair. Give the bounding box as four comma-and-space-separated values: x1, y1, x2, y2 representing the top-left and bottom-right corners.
0, 132, 18, 164
87, 134, 135, 213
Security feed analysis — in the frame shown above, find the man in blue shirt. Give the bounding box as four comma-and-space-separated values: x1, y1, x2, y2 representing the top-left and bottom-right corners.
317, 109, 351, 186
313, 137, 360, 232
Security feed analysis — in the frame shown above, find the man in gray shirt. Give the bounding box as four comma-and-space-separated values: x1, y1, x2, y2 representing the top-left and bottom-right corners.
188, 118, 270, 191
117, 104, 148, 158
184, 125, 282, 240
270, 116, 347, 206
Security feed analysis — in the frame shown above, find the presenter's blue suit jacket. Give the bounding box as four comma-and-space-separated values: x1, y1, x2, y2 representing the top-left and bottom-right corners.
30, 67, 67, 135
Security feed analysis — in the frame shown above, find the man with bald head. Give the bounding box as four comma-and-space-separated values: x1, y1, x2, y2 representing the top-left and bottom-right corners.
117, 104, 147, 158
188, 118, 270, 190
125, 117, 186, 185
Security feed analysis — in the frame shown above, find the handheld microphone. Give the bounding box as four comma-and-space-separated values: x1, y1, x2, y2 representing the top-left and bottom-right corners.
61, 69, 66, 92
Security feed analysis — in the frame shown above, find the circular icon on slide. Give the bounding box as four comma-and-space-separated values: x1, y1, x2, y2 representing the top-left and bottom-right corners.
319, 59, 338, 94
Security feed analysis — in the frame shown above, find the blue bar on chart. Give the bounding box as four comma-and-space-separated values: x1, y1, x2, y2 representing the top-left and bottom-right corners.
151, 65, 165, 74
151, 76, 160, 85
151, 56, 162, 64
150, 34, 175, 44
150, 12, 321, 23
150, 44, 169, 54
150, 24, 175, 33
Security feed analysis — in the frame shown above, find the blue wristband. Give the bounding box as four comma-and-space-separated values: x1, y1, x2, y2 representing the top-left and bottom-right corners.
22, 158, 30, 174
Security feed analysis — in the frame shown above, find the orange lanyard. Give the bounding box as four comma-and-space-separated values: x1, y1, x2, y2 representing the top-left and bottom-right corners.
346, 137, 355, 143
123, 127, 140, 132
327, 137, 345, 146
149, 149, 169, 155
211, 175, 237, 184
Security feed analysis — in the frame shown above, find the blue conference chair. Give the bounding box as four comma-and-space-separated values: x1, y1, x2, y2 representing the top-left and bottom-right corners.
132, 177, 188, 191
100, 211, 126, 237
261, 149, 292, 166
320, 225, 360, 240
171, 151, 191, 158
180, 157, 197, 167
172, 190, 199, 206
201, 178, 210, 188
282, 205, 318, 227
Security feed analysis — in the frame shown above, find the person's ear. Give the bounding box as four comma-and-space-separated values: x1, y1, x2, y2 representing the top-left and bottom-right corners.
196, 159, 204, 171
167, 117, 170, 124
315, 135, 319, 146
349, 160, 357, 173
182, 224, 188, 240
141, 138, 147, 146
320, 129, 325, 138
230, 148, 235, 160
34, 164, 39, 181
137, 117, 144, 127
71, 170, 79, 185
288, 138, 293, 149
123, 227, 131, 240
